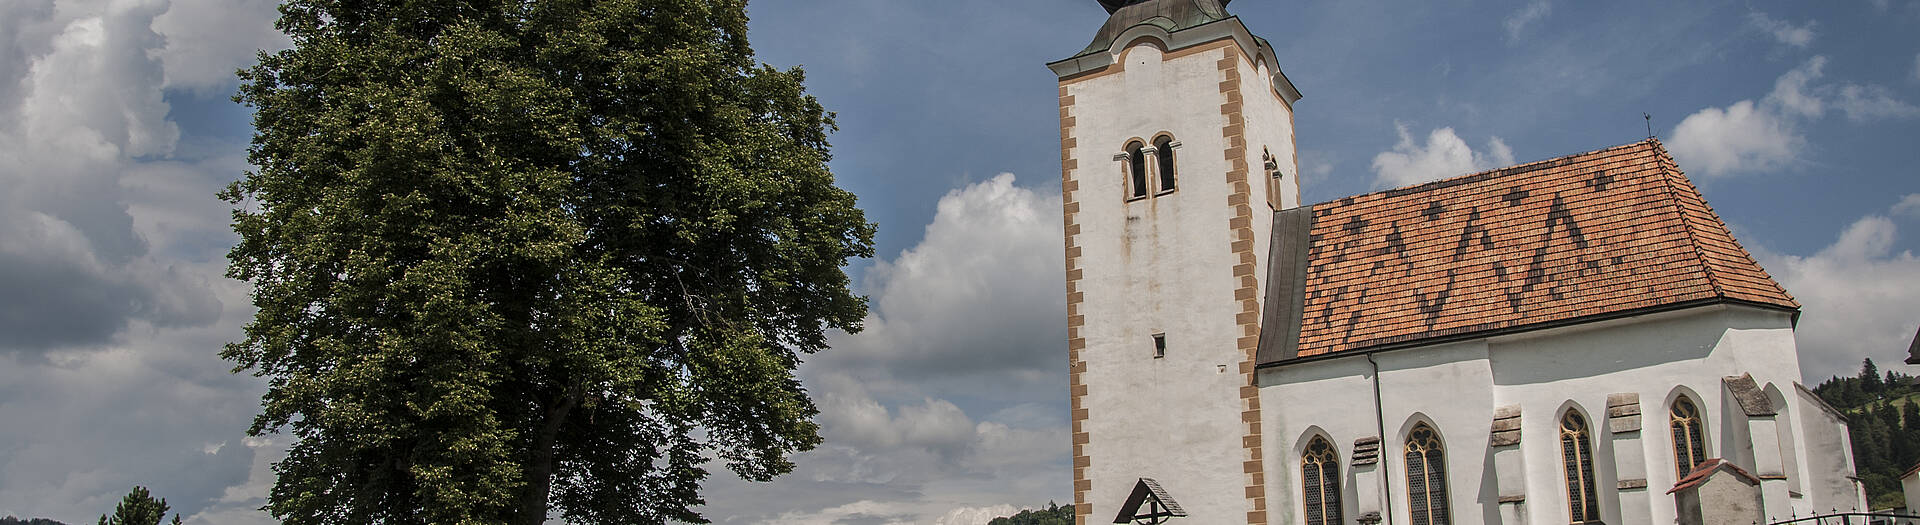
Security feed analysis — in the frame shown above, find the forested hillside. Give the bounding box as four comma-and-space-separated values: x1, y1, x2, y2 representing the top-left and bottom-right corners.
1812, 358, 1919, 509
988, 502, 1074, 525
0, 517, 68, 525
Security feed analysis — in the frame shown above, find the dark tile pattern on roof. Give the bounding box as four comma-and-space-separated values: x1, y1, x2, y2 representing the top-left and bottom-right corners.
1267, 139, 1798, 360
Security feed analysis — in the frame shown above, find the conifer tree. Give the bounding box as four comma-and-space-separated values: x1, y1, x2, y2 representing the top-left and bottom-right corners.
225, 0, 874, 523
96, 486, 180, 525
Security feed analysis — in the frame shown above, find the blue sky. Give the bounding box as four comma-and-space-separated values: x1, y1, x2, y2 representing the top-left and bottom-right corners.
1, 1, 1917, 524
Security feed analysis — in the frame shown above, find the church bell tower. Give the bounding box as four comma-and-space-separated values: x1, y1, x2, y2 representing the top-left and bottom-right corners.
1049, 0, 1301, 523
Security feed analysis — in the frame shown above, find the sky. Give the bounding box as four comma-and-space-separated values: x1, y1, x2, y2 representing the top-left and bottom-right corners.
0, 0, 1917, 524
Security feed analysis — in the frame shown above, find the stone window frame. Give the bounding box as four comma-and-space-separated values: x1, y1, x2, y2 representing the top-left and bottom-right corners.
1301, 435, 1343, 525
1150, 133, 1180, 195
1403, 422, 1451, 525
1117, 135, 1180, 202
1120, 140, 1150, 201
1669, 395, 1708, 480
1560, 409, 1602, 524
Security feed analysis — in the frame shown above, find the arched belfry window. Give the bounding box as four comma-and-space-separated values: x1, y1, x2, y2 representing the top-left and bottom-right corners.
1152, 135, 1177, 193
1125, 141, 1148, 199
1302, 436, 1343, 525
1405, 423, 1450, 525
1561, 411, 1601, 523
1670, 397, 1706, 478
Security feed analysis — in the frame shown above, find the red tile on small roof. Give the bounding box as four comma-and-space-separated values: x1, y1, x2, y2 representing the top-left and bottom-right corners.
1288, 139, 1797, 358
1669, 458, 1761, 494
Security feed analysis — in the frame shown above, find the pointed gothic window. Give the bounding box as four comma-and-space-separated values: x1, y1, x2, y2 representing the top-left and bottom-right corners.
1404, 423, 1450, 525
1670, 397, 1706, 478
1561, 411, 1601, 523
1126, 141, 1148, 199
1302, 436, 1343, 525
1152, 135, 1176, 193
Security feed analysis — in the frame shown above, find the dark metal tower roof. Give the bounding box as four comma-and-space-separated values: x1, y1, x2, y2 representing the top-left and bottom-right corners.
1099, 0, 1231, 14
1076, 0, 1241, 58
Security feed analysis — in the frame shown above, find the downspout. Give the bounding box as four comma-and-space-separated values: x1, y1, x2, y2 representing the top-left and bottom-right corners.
1369, 352, 1395, 524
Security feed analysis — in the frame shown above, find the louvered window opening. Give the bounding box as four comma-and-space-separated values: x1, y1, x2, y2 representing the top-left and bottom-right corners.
1562, 412, 1601, 523
1302, 437, 1343, 525
1671, 397, 1706, 478
1405, 423, 1450, 525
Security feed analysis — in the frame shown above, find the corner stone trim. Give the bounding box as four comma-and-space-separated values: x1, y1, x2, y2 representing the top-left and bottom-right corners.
1219, 48, 1268, 525
1058, 84, 1094, 524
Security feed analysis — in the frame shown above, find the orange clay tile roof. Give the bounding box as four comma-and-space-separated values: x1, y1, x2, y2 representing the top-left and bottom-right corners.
1257, 139, 1798, 364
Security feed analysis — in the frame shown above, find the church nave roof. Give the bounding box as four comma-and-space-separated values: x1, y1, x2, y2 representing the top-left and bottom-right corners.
1258, 139, 1799, 364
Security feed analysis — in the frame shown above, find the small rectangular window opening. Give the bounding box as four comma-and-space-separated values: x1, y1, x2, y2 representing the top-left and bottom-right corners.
1152, 333, 1167, 359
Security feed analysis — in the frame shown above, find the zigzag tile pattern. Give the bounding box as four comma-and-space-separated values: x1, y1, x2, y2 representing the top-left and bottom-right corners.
1292, 139, 1797, 357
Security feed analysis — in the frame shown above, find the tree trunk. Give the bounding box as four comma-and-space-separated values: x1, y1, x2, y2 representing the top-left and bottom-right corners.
516, 392, 578, 525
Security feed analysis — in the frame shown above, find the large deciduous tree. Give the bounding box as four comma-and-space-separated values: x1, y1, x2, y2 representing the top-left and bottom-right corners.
224, 0, 873, 523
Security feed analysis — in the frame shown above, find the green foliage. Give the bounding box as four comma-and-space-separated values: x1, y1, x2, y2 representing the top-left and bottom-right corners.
988, 502, 1075, 525
95, 486, 180, 525
224, 0, 873, 523
2, 516, 71, 525
1812, 359, 1920, 509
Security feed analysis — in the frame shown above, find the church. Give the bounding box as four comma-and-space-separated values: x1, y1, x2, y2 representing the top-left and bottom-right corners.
1048, 1, 1866, 524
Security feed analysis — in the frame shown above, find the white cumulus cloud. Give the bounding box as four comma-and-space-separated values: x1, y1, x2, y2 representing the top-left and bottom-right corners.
1748, 12, 1816, 48
698, 174, 1068, 524
1669, 99, 1801, 177
1892, 194, 1920, 218
1371, 123, 1514, 188
150, 0, 289, 91
1754, 197, 1920, 382
0, 0, 290, 523
1670, 56, 1920, 176
1832, 84, 1920, 122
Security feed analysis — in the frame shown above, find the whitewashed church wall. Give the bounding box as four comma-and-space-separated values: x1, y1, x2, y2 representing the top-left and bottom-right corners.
1904, 470, 1919, 517
1376, 341, 1499, 525
1253, 304, 1856, 525
1066, 38, 1278, 523
1259, 356, 1387, 525
1488, 305, 1805, 525
1256, 341, 1499, 525
1236, 54, 1298, 212
1795, 385, 1865, 513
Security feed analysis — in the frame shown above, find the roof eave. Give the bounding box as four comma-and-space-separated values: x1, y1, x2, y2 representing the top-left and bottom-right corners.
1256, 298, 1799, 370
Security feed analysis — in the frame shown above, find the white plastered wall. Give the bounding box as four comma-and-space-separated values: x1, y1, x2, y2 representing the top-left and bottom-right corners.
1258, 305, 1860, 524
1065, 33, 1294, 523
1238, 52, 1299, 213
